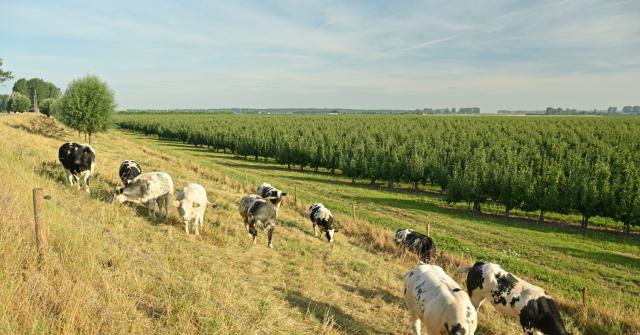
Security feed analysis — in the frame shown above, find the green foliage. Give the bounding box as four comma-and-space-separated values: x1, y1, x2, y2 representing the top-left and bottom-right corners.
114, 113, 640, 232
58, 75, 116, 143
7, 92, 30, 113
0, 59, 13, 84
0, 94, 9, 112
39, 98, 56, 117
12, 77, 60, 108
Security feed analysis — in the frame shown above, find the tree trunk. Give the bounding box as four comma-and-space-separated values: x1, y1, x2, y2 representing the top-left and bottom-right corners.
300, 165, 304, 171
287, 163, 291, 170
331, 168, 335, 174
351, 177, 355, 183
414, 181, 419, 190
623, 222, 630, 234
255, 155, 258, 161
387, 179, 393, 189
581, 215, 589, 229
538, 210, 545, 224
371, 178, 376, 184
88, 132, 92, 145
504, 207, 510, 218
315, 166, 318, 172
472, 201, 481, 213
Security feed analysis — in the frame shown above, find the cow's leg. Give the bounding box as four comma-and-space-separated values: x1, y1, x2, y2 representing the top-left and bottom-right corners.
196, 215, 203, 235
411, 315, 421, 335
81, 171, 91, 193
163, 193, 171, 219
313, 223, 318, 237
65, 169, 75, 186
470, 291, 485, 310
184, 219, 190, 234
147, 199, 158, 221
248, 223, 258, 244
267, 225, 275, 248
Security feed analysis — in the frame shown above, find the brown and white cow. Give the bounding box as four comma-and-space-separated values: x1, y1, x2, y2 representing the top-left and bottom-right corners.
458, 262, 570, 335
404, 263, 477, 335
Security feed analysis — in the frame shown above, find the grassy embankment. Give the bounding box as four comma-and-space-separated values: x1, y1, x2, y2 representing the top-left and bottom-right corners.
0, 114, 638, 334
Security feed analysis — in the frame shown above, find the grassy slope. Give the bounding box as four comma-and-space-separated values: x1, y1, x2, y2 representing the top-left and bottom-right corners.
0, 114, 636, 335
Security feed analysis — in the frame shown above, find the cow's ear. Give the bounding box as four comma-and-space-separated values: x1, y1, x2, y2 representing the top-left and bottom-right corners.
173, 200, 180, 207
281, 192, 287, 197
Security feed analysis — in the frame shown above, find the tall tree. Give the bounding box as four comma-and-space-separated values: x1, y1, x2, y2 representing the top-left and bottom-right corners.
7, 92, 30, 113
58, 75, 116, 144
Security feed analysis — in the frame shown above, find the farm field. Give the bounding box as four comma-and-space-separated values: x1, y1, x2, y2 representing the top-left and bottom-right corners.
1, 114, 639, 334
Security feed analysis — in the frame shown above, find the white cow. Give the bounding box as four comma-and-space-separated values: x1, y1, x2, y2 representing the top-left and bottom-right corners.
404, 264, 477, 335
112, 172, 173, 220
174, 183, 209, 235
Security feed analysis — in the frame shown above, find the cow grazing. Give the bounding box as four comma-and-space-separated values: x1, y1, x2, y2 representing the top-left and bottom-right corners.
395, 228, 436, 263
174, 183, 209, 235
58, 142, 96, 193
308, 203, 336, 242
238, 194, 277, 248
119, 160, 142, 185
256, 183, 287, 210
404, 263, 477, 335
112, 172, 173, 221
458, 262, 570, 335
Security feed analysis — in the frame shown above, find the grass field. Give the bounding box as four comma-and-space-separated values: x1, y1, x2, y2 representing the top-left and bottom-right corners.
1, 114, 638, 335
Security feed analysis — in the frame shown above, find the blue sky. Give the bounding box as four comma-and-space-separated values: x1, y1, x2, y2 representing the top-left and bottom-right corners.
2, 0, 639, 112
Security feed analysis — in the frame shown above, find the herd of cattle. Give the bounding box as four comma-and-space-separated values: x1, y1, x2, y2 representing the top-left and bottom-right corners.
58, 142, 571, 335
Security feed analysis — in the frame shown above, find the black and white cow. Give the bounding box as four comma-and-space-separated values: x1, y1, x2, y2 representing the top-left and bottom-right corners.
256, 183, 287, 210
458, 262, 570, 335
404, 263, 477, 335
118, 160, 142, 185
308, 203, 337, 242
58, 142, 96, 193
238, 194, 277, 248
395, 228, 436, 263
112, 172, 173, 221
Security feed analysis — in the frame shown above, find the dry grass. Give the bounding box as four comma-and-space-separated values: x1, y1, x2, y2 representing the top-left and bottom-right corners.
0, 114, 636, 335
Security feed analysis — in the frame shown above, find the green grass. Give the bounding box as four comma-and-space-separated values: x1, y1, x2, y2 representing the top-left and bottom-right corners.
0, 114, 638, 335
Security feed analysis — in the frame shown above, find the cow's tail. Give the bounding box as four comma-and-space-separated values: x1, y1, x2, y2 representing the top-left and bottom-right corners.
456, 266, 473, 273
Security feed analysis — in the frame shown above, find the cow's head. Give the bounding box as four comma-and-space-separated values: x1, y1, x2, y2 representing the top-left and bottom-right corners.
173, 199, 201, 222
394, 228, 412, 244
265, 190, 286, 207
324, 217, 337, 243
112, 187, 126, 204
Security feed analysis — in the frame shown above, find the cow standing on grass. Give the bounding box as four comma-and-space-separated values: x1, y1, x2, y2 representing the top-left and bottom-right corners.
404, 263, 477, 335
174, 183, 209, 235
308, 203, 337, 242
58, 142, 95, 193
457, 262, 570, 335
112, 172, 173, 221
395, 228, 436, 263
119, 160, 141, 185
256, 183, 287, 210
238, 194, 277, 248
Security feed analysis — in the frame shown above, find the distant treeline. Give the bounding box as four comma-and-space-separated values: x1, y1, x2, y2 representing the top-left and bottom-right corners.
124, 107, 481, 115
115, 113, 640, 233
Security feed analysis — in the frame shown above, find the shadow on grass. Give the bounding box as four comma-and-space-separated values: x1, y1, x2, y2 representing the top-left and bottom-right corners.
551, 246, 640, 269
338, 283, 403, 306
282, 289, 384, 334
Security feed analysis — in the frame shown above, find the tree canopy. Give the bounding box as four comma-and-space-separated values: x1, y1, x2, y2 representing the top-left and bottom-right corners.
7, 92, 30, 113
58, 75, 116, 143
12, 77, 61, 108
0, 59, 13, 85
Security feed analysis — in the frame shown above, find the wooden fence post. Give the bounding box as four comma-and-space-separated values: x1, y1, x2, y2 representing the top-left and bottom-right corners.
33, 188, 46, 261
294, 185, 298, 205
352, 204, 357, 223
244, 170, 248, 187
427, 223, 431, 237
581, 287, 587, 307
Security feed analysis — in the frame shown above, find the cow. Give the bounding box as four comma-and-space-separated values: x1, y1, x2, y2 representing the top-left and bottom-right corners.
457, 262, 570, 335
58, 142, 96, 193
308, 203, 337, 242
119, 160, 142, 185
174, 183, 209, 235
404, 263, 477, 335
238, 194, 277, 248
395, 228, 436, 263
256, 183, 287, 210
112, 172, 173, 221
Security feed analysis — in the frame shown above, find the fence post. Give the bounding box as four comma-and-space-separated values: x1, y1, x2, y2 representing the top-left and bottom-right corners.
427, 223, 431, 237
33, 188, 46, 261
581, 287, 587, 307
294, 185, 298, 205
244, 170, 248, 187
352, 204, 357, 223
